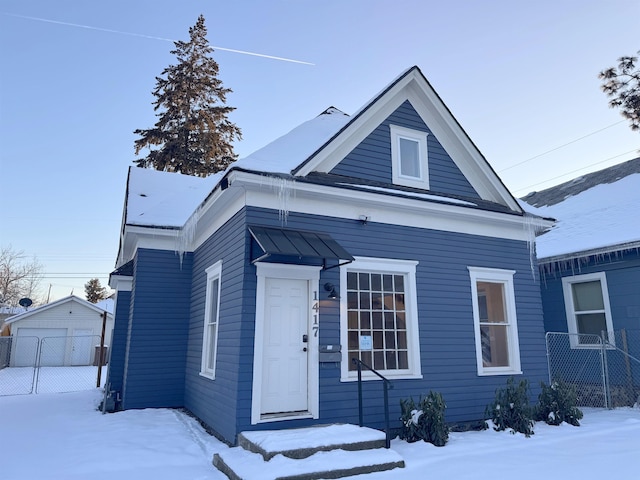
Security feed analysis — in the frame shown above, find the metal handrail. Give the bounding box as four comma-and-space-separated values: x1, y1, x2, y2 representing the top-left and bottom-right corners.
351, 357, 392, 448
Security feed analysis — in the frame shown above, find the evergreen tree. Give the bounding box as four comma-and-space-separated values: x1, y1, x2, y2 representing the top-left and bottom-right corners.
133, 15, 242, 176
599, 50, 640, 132
84, 278, 107, 304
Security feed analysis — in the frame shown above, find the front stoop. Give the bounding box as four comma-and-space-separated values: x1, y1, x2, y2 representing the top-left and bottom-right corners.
213, 424, 405, 480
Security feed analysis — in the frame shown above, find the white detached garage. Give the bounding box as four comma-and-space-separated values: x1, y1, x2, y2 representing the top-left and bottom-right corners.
4, 296, 114, 367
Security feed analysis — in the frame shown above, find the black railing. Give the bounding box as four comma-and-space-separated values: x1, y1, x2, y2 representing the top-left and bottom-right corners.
351, 357, 392, 448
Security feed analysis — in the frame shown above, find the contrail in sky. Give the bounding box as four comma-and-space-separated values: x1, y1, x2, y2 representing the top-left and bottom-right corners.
2, 12, 315, 65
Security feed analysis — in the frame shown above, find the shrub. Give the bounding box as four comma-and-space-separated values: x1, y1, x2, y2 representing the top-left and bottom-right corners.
399, 391, 449, 446
485, 377, 535, 437
535, 379, 584, 426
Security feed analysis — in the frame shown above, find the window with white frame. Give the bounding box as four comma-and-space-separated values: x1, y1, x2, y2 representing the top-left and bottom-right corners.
390, 124, 429, 190
200, 261, 222, 379
562, 272, 614, 348
340, 257, 421, 380
468, 267, 521, 376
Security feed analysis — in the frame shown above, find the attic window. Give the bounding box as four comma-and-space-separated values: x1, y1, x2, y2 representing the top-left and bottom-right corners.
390, 125, 429, 190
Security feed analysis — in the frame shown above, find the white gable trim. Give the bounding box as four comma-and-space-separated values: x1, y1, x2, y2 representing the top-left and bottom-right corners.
293, 67, 520, 212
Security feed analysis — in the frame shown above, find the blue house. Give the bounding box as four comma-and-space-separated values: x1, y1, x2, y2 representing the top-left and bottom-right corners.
522, 158, 640, 404
108, 66, 553, 445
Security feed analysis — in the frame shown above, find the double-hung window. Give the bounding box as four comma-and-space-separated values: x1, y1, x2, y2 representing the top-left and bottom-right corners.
340, 257, 421, 380
200, 261, 222, 379
390, 125, 429, 190
562, 272, 614, 348
468, 267, 521, 375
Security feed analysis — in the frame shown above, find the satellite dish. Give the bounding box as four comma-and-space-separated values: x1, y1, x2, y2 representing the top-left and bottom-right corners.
19, 298, 33, 308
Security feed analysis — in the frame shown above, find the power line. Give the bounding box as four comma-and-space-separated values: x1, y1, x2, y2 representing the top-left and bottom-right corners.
498, 120, 627, 173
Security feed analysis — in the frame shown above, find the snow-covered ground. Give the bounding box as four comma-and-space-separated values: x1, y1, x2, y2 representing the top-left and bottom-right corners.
1, 388, 639, 480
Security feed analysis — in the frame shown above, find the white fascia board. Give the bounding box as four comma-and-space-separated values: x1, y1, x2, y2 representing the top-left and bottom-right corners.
109, 275, 132, 292
538, 240, 640, 265
120, 169, 551, 261
120, 225, 179, 263
294, 69, 520, 212
232, 171, 541, 243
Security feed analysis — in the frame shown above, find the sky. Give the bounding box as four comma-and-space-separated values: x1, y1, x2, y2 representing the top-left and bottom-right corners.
1, 387, 640, 479
1, 0, 638, 303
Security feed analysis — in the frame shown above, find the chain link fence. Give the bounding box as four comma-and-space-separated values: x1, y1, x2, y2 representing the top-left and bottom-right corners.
0, 335, 107, 396
546, 330, 640, 408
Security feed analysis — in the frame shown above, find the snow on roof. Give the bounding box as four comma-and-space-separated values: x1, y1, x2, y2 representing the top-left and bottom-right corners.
95, 297, 114, 314
126, 167, 221, 228
528, 168, 640, 261
126, 108, 350, 228
234, 107, 350, 174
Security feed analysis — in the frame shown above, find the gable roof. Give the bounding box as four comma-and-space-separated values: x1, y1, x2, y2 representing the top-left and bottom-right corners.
125, 66, 527, 231
118, 66, 549, 267
6, 295, 113, 325
291, 66, 521, 211
522, 157, 640, 261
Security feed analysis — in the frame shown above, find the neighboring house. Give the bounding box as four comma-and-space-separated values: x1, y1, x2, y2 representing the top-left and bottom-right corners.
0, 305, 26, 330
108, 66, 552, 445
2, 295, 114, 367
521, 157, 640, 341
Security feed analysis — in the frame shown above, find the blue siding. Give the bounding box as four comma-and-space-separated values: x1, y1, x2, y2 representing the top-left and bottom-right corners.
120, 207, 547, 445
540, 251, 640, 390
223, 206, 548, 439
329, 100, 480, 199
183, 209, 251, 444
121, 249, 192, 409
106, 289, 131, 395
540, 250, 640, 333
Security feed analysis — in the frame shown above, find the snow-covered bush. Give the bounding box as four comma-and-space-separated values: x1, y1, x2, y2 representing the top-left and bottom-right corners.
399, 391, 449, 446
485, 377, 535, 437
535, 380, 583, 426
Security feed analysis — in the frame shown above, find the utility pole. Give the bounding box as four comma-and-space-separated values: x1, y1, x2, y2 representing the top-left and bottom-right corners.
96, 310, 107, 388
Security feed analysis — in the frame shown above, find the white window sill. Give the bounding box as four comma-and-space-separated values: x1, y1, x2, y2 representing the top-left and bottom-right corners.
199, 371, 215, 380
477, 369, 523, 377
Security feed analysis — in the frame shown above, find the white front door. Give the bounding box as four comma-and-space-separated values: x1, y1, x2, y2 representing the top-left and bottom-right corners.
71, 329, 93, 365
261, 277, 309, 414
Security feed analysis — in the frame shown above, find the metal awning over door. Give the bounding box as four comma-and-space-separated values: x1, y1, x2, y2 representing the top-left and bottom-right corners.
248, 226, 354, 269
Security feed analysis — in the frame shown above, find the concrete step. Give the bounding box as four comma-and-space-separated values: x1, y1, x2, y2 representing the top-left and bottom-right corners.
213, 424, 404, 480
238, 424, 387, 460
213, 446, 404, 480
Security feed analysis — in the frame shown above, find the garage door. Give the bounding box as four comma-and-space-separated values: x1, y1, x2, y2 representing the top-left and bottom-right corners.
16, 328, 67, 366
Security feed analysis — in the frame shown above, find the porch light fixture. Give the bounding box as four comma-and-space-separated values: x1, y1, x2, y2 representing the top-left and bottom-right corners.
324, 282, 339, 299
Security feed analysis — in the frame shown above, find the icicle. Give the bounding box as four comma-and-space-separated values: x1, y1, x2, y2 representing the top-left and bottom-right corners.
270, 177, 296, 225
175, 204, 204, 267
523, 213, 541, 280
